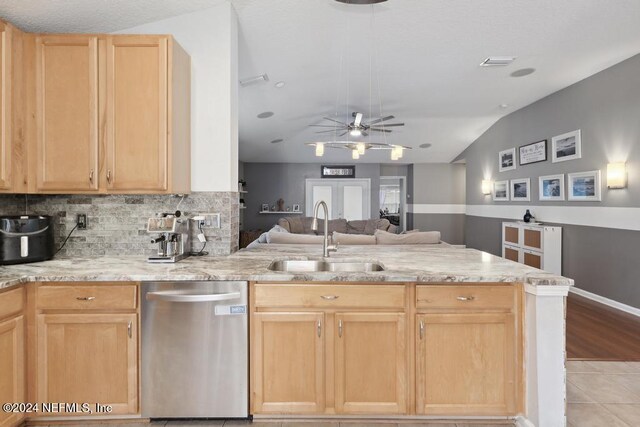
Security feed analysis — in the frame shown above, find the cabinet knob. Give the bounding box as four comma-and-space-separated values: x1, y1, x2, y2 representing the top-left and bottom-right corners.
317, 320, 322, 338
419, 320, 425, 340
89, 169, 94, 183
338, 319, 343, 338
321, 295, 339, 300
107, 170, 112, 183
127, 321, 132, 339
456, 296, 475, 302
76, 296, 95, 301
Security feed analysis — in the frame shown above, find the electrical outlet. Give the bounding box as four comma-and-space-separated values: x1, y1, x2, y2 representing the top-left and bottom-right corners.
194, 213, 220, 229
76, 214, 87, 230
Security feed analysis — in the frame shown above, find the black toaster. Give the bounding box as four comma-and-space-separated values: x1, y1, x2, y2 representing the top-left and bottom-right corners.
0, 215, 55, 265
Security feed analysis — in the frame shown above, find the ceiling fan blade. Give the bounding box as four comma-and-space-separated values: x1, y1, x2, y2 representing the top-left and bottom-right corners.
353, 112, 363, 127
369, 128, 392, 133
367, 115, 395, 125
315, 129, 339, 134
309, 124, 342, 128
361, 131, 369, 137
338, 131, 348, 137
323, 117, 349, 126
370, 123, 404, 128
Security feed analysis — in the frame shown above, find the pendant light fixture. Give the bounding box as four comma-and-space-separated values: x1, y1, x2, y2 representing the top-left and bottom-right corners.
307, 0, 411, 161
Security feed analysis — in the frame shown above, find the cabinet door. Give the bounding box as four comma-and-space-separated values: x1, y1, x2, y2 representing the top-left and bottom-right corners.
334, 312, 406, 414
0, 316, 25, 427
252, 312, 324, 414
37, 313, 137, 415
0, 23, 11, 191
106, 36, 168, 192
502, 223, 520, 246
503, 244, 520, 262
35, 36, 99, 191
416, 313, 517, 415
523, 249, 543, 269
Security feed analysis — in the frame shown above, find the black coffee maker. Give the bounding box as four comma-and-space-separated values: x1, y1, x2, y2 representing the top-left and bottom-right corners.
0, 215, 54, 265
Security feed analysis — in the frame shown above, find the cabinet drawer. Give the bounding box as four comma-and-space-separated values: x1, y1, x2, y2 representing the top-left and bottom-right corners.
416, 285, 516, 311
37, 284, 137, 310
0, 287, 24, 319
254, 284, 405, 309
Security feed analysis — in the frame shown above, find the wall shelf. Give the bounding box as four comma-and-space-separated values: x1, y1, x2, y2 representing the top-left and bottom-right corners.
259, 211, 302, 215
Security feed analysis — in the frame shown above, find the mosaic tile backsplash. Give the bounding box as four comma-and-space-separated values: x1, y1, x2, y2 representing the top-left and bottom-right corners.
0, 192, 239, 257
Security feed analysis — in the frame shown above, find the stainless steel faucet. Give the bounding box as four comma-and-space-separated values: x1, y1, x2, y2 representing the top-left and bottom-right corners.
311, 200, 338, 257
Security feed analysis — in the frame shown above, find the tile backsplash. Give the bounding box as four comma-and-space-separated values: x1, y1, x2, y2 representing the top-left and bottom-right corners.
0, 192, 239, 257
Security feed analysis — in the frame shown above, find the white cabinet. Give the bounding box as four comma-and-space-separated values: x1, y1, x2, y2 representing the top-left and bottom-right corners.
501, 222, 562, 275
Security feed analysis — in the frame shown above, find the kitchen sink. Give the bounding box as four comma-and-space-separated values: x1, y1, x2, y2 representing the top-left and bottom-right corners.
268, 259, 385, 273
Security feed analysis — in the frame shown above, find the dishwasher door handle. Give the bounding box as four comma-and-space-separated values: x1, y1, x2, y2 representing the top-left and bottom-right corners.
146, 291, 241, 303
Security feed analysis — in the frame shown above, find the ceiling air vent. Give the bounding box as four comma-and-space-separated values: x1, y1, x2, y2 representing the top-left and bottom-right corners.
479, 56, 516, 67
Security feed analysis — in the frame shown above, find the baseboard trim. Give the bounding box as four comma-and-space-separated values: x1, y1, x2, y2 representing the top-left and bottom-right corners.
515, 415, 536, 427
570, 287, 640, 317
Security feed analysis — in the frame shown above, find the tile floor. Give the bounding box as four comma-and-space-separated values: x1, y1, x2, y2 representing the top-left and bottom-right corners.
35, 362, 640, 427
567, 361, 640, 427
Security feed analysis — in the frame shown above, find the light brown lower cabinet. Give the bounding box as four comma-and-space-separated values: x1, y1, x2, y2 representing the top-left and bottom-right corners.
416, 312, 517, 415
0, 315, 25, 427
334, 312, 406, 414
36, 313, 138, 415
251, 282, 522, 417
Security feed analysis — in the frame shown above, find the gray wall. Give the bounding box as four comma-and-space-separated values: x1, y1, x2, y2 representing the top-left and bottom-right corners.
458, 53, 640, 307
409, 163, 466, 245
242, 163, 381, 230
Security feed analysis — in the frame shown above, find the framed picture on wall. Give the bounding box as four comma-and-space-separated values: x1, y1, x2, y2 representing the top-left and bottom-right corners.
538, 174, 565, 201
568, 170, 601, 201
498, 148, 517, 172
511, 178, 531, 201
552, 129, 581, 163
260, 203, 269, 212
292, 204, 301, 212
519, 140, 547, 165
493, 180, 510, 201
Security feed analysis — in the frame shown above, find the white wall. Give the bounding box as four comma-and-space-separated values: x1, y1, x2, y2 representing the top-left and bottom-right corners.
116, 3, 239, 192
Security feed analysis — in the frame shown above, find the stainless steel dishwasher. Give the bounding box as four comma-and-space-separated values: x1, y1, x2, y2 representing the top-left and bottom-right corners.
141, 281, 248, 418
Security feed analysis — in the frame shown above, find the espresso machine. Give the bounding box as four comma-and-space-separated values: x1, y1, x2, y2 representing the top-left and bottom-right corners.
147, 211, 190, 263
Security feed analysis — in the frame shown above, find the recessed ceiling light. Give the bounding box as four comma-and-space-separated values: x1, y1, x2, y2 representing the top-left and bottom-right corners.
335, 0, 387, 4
239, 74, 269, 87
274, 81, 286, 88
419, 143, 432, 149
499, 104, 509, 109
270, 139, 283, 144
257, 111, 274, 119
511, 68, 535, 77
479, 56, 517, 67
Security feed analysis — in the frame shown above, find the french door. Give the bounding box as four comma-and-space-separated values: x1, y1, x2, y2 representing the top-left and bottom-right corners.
305, 179, 371, 220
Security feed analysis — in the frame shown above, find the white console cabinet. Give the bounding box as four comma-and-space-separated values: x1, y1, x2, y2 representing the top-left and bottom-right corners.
502, 222, 562, 275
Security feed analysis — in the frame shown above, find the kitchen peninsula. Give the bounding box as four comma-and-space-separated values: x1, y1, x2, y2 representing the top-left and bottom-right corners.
0, 244, 571, 427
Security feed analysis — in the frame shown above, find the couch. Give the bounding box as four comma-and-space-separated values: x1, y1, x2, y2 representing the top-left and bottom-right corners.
277, 216, 398, 235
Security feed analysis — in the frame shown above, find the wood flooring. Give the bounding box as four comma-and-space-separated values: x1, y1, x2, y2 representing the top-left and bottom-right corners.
567, 293, 640, 361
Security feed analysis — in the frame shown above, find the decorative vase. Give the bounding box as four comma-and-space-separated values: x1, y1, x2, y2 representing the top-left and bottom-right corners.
277, 198, 285, 212
523, 209, 532, 223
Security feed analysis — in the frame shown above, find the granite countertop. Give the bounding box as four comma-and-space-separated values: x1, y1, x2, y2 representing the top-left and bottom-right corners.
0, 244, 573, 290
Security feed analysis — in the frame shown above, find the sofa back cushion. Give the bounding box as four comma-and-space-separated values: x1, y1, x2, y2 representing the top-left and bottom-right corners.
346, 218, 391, 234
267, 230, 325, 244
374, 229, 441, 245
332, 231, 377, 245
277, 216, 316, 234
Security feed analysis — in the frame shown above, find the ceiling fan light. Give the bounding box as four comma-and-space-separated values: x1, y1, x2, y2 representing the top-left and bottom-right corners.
350, 129, 362, 137
390, 149, 399, 161
356, 143, 366, 155
315, 143, 325, 157
394, 146, 404, 159
352, 149, 360, 160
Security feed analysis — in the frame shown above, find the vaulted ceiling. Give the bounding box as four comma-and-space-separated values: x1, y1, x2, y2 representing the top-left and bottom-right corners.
235, 0, 640, 163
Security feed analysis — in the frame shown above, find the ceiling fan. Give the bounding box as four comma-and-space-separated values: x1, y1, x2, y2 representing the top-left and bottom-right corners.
310, 112, 404, 137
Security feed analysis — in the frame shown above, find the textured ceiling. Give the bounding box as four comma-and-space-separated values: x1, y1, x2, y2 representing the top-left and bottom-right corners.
0, 0, 225, 33
235, 0, 640, 163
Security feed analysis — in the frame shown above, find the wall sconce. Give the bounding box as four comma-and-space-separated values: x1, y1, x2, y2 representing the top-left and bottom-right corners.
607, 162, 627, 189
481, 180, 492, 195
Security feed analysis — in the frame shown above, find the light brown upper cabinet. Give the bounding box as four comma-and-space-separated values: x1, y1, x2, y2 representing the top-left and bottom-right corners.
28, 33, 190, 194
34, 35, 99, 192
0, 21, 27, 193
